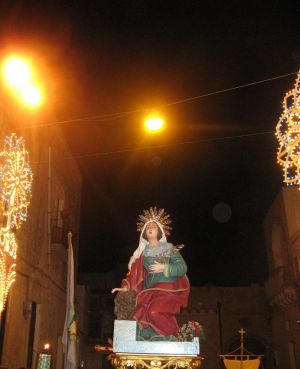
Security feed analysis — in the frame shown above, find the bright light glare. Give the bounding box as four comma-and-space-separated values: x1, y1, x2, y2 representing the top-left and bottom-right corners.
145, 115, 164, 131
20, 84, 42, 107
2, 57, 31, 89
44, 343, 50, 350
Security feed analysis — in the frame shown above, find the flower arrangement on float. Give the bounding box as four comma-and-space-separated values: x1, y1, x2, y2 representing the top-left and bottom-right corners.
177, 321, 206, 342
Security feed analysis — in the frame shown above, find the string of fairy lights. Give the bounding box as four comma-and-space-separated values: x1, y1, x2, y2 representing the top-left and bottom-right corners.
0, 133, 33, 312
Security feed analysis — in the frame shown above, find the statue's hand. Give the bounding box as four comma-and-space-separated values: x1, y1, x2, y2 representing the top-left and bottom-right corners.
149, 261, 165, 273
111, 287, 127, 294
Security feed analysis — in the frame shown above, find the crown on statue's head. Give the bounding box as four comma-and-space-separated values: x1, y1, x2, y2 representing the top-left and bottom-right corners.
137, 206, 172, 236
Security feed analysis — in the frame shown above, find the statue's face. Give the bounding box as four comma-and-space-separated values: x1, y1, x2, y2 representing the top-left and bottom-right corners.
145, 222, 159, 240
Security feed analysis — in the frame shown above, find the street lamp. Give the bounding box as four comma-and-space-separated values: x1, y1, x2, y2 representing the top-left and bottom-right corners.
2, 56, 31, 89
144, 112, 165, 132
1, 55, 43, 108
20, 84, 42, 107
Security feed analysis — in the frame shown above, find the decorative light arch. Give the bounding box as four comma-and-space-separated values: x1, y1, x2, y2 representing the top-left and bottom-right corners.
276, 71, 300, 187
0, 133, 33, 312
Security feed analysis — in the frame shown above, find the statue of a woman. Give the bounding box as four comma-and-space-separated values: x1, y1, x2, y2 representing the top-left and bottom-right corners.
112, 207, 190, 341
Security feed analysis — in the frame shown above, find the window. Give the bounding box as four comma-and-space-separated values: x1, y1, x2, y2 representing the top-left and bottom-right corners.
51, 199, 69, 245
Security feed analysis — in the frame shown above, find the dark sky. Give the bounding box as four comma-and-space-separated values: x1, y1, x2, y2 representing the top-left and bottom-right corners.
1, 1, 299, 285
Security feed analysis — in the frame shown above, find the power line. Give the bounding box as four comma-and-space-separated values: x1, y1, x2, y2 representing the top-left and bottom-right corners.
32, 130, 274, 164
21, 70, 297, 130
73, 130, 275, 160
163, 71, 297, 107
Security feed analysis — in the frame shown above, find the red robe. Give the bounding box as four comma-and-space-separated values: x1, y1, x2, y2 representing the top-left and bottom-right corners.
122, 255, 190, 336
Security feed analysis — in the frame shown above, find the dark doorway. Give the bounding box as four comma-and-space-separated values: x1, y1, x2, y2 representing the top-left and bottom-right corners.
0, 301, 8, 365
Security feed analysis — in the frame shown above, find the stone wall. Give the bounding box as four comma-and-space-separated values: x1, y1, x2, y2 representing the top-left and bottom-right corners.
181, 285, 271, 369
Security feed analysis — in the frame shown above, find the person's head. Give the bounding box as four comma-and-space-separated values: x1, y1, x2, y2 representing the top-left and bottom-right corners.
142, 221, 163, 241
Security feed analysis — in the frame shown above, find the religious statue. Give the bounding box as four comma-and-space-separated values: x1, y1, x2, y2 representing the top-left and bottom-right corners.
112, 207, 190, 341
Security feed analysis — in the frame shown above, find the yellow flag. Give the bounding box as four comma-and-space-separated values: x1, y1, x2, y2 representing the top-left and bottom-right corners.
223, 358, 260, 369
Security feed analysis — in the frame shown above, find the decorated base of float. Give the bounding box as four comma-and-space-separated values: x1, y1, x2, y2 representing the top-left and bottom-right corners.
96, 320, 203, 369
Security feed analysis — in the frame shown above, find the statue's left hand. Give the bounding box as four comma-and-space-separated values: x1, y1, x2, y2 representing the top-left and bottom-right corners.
149, 261, 165, 273
111, 287, 127, 293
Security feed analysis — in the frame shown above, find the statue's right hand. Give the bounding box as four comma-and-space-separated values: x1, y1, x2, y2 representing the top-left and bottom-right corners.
111, 287, 127, 294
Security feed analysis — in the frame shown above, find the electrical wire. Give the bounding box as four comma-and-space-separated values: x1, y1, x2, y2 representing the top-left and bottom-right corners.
32, 130, 274, 164
19, 70, 297, 130
19, 70, 294, 163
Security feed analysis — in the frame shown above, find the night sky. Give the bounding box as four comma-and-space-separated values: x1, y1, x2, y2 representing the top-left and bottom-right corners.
1, 1, 299, 285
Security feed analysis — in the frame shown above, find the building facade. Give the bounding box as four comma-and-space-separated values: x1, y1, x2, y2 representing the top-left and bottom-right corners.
0, 120, 82, 369
264, 187, 300, 369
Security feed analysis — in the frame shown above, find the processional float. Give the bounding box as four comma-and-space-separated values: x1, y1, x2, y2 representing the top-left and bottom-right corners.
95, 207, 204, 369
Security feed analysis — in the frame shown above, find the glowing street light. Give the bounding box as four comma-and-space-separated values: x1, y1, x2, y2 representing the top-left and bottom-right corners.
1, 55, 43, 108
2, 56, 31, 90
144, 113, 164, 132
20, 84, 42, 107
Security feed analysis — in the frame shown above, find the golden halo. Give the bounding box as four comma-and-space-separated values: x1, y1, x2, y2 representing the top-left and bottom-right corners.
137, 206, 172, 236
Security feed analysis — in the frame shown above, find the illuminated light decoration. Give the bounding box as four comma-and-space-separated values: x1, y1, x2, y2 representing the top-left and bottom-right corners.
20, 84, 42, 107
0, 230, 17, 259
0, 249, 16, 312
144, 113, 164, 131
276, 71, 300, 188
2, 56, 31, 89
0, 134, 33, 229
0, 134, 33, 312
